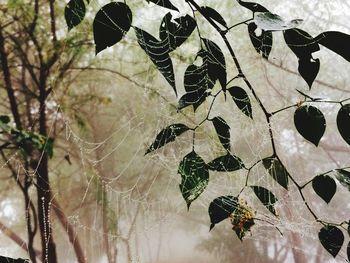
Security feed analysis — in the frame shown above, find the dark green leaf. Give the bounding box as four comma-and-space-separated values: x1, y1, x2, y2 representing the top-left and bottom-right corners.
312, 174, 336, 204
207, 153, 244, 172
262, 157, 289, 189
347, 241, 350, 262
319, 225, 344, 258
178, 151, 209, 209
145, 124, 190, 154
178, 91, 208, 112
335, 169, 350, 191
237, 0, 269, 13
135, 27, 176, 95
211, 117, 230, 151
254, 12, 302, 31
294, 105, 326, 146
65, 0, 86, 31
284, 29, 319, 58
93, 2, 132, 54
315, 31, 350, 62
208, 195, 238, 230
248, 22, 272, 59
228, 86, 253, 119
337, 104, 350, 145
159, 13, 196, 52
251, 186, 278, 216
0, 256, 29, 263
298, 58, 320, 89
201, 6, 227, 28
202, 39, 227, 93
284, 29, 320, 88
147, 0, 179, 11
0, 115, 10, 124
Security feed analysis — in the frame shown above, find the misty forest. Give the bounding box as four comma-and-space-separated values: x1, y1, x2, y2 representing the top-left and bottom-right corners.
0, 0, 350, 262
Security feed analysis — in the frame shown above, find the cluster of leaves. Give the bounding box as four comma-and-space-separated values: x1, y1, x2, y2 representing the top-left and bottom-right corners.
0, 115, 54, 159
64, 0, 350, 260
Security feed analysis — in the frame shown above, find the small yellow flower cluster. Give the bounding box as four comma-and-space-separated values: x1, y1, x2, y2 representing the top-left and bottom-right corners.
230, 198, 255, 240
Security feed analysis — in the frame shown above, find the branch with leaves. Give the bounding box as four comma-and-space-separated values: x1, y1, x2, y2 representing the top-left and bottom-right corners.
65, 0, 350, 260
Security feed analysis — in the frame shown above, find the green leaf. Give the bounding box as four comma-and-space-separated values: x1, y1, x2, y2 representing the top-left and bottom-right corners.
211, 117, 230, 151
248, 22, 272, 59
251, 186, 278, 216
254, 12, 302, 31
228, 86, 253, 119
145, 124, 190, 154
0, 115, 10, 124
202, 39, 227, 93
319, 225, 344, 258
294, 105, 326, 146
262, 157, 289, 189
201, 6, 227, 28
207, 153, 244, 172
208, 195, 238, 230
335, 169, 350, 191
312, 174, 336, 204
237, 1, 269, 13
135, 27, 176, 95
159, 13, 196, 52
315, 31, 350, 62
337, 104, 350, 145
146, 0, 179, 11
178, 151, 209, 209
65, 0, 86, 31
284, 29, 320, 88
93, 2, 132, 54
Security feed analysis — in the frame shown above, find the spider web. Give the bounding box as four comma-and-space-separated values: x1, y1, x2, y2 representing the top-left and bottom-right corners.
0, 0, 350, 263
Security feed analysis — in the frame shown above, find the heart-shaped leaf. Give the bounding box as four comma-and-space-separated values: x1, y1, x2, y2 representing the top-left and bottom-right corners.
147, 0, 179, 11
201, 6, 227, 28
237, 1, 269, 13
93, 2, 132, 54
254, 12, 302, 31
251, 186, 278, 216
65, 0, 86, 31
178, 151, 209, 209
207, 153, 244, 172
298, 58, 320, 89
208, 195, 238, 230
262, 157, 289, 189
145, 123, 190, 154
211, 117, 230, 151
337, 104, 350, 145
335, 169, 350, 191
228, 86, 253, 119
319, 225, 344, 258
312, 174, 336, 203
248, 22, 273, 59
294, 105, 326, 146
315, 31, 350, 62
135, 27, 176, 95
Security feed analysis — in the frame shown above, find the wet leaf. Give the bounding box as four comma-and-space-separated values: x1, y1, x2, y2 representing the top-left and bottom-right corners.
337, 104, 350, 145
228, 86, 253, 119
211, 117, 230, 151
65, 0, 86, 31
319, 225, 344, 258
312, 174, 336, 204
251, 186, 278, 216
93, 2, 132, 54
262, 157, 289, 189
294, 105, 326, 146
178, 151, 209, 209
207, 153, 244, 172
208, 195, 238, 230
145, 124, 190, 154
